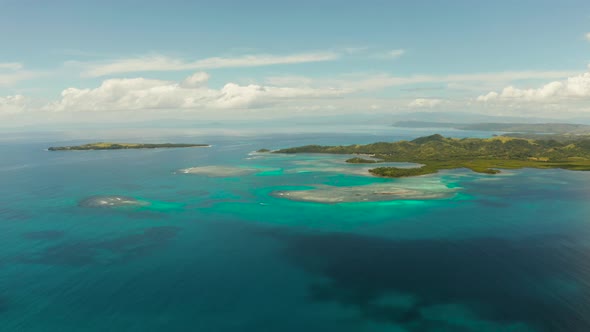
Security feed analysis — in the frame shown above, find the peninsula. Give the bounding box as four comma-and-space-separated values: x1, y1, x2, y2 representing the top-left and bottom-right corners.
275, 134, 590, 177
48, 142, 210, 151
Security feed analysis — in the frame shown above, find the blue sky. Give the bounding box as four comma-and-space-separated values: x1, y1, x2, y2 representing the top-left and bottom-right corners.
2, 0, 590, 126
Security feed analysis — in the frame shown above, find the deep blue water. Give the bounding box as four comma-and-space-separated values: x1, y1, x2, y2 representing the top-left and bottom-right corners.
2, 128, 590, 331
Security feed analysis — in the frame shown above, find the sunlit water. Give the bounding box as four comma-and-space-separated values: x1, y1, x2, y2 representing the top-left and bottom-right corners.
2, 128, 590, 331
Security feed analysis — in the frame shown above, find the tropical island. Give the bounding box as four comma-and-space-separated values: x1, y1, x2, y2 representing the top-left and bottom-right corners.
48, 142, 210, 151
274, 134, 590, 178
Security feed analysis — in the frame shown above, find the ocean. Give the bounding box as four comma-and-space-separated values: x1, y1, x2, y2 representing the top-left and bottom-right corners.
1, 127, 590, 331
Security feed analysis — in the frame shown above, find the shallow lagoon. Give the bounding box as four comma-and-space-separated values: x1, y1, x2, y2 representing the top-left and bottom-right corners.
1, 129, 590, 331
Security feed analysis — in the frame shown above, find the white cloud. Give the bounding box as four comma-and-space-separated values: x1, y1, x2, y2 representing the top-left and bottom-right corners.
46, 72, 346, 112
372, 49, 406, 60
302, 70, 576, 93
0, 63, 43, 87
476, 71, 590, 102
0, 62, 23, 71
0, 95, 28, 114
82, 52, 339, 77
0, 71, 41, 87
181, 72, 210, 88
586, 32, 590, 42
408, 98, 443, 108
476, 91, 499, 102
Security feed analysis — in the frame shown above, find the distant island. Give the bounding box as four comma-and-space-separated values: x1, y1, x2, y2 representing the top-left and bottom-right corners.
275, 134, 590, 177
48, 142, 210, 151
393, 121, 590, 135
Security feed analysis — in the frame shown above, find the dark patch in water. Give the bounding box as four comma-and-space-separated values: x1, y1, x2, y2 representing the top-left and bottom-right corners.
98, 226, 180, 260
267, 230, 590, 332
0, 296, 8, 314
18, 226, 180, 266
118, 183, 143, 191
21, 230, 65, 240
0, 208, 32, 221
475, 199, 510, 208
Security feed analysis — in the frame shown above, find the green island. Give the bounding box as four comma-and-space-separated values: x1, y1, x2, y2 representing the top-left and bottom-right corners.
48, 142, 210, 151
345, 157, 378, 164
256, 148, 271, 153
275, 134, 590, 178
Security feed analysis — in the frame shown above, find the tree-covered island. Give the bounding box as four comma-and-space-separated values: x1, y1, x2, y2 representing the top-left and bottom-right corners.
48, 142, 210, 151
274, 134, 590, 178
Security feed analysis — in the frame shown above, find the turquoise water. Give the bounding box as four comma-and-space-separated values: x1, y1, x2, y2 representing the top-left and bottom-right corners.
2, 129, 590, 331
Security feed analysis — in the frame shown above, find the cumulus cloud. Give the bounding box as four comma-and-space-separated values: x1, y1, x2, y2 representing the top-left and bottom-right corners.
408, 98, 443, 108
476, 71, 590, 102
82, 52, 339, 77
46, 72, 346, 112
181, 72, 210, 88
0, 95, 28, 114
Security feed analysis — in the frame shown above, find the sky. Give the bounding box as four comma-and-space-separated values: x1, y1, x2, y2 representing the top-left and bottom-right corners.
2, 0, 590, 128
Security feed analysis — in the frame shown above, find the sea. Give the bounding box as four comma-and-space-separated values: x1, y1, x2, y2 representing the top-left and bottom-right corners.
1, 125, 590, 332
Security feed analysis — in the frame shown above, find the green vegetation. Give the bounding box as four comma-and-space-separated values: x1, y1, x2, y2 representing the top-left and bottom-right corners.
48, 142, 210, 151
504, 133, 590, 142
275, 134, 590, 177
394, 121, 590, 134
345, 157, 378, 164
369, 166, 437, 177
256, 148, 271, 153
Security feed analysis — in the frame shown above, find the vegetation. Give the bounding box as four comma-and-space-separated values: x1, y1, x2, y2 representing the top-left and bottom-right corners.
256, 148, 271, 153
275, 134, 590, 177
504, 133, 590, 142
393, 121, 590, 134
369, 166, 437, 177
345, 157, 378, 164
48, 142, 210, 151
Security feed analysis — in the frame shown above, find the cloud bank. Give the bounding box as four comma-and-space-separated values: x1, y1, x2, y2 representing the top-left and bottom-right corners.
477, 71, 590, 102
46, 72, 346, 112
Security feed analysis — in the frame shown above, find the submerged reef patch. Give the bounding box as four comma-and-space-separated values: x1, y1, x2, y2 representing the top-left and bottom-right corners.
79, 195, 150, 208
178, 166, 260, 177
272, 180, 456, 203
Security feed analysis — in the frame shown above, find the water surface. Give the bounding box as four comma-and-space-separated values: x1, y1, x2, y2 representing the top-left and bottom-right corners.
1, 129, 589, 331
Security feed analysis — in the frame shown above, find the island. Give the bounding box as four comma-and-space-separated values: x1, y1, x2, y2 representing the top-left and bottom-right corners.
345, 157, 378, 164
274, 134, 590, 178
48, 142, 210, 151
256, 148, 271, 153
